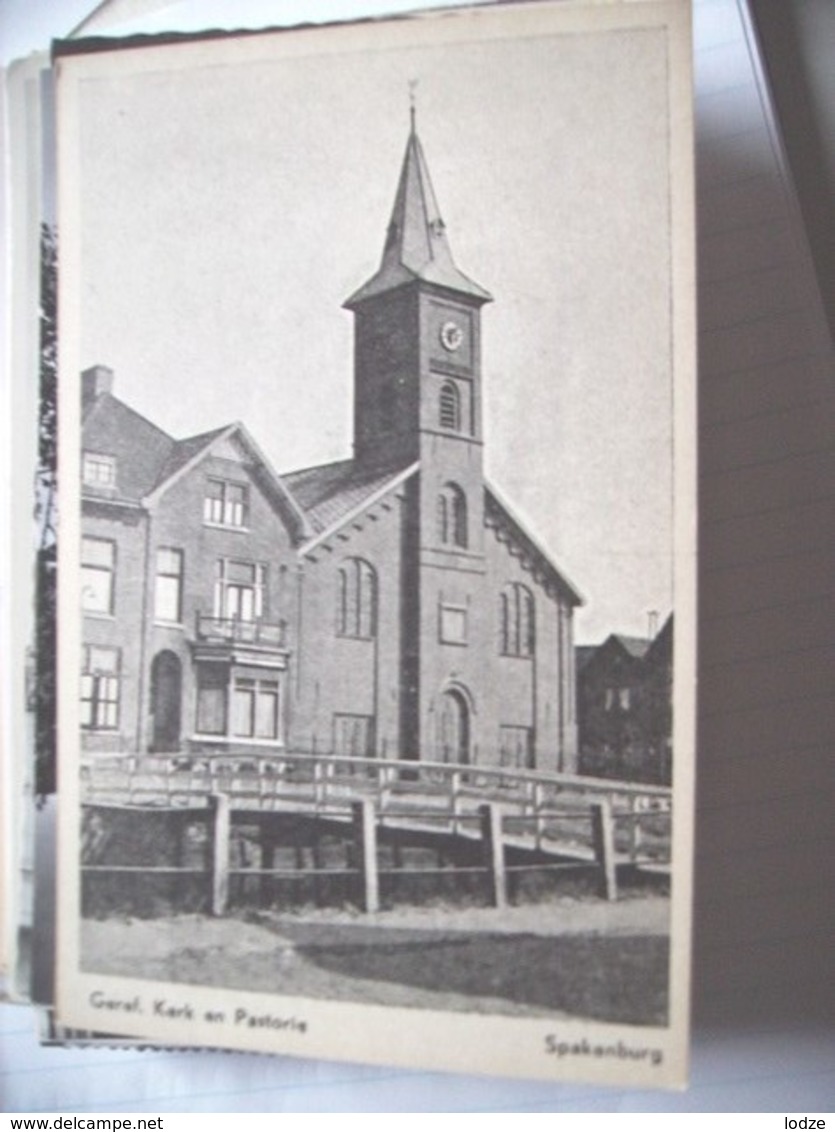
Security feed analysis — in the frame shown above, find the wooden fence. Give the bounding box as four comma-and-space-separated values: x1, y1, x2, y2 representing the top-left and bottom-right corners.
80, 751, 671, 915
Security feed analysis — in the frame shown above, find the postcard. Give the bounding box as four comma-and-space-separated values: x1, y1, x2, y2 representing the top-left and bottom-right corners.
55, 0, 696, 1084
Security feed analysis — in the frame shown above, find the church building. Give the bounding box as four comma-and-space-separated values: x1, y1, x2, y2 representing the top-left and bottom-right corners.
80, 119, 582, 773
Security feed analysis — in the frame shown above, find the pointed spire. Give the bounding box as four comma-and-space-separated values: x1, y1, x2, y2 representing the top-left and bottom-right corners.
344, 115, 492, 308
409, 78, 418, 136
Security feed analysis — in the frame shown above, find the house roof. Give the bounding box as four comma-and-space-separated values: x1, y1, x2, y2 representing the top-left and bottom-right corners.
82, 392, 175, 502
344, 123, 492, 308
575, 645, 597, 673
285, 457, 415, 535
577, 633, 653, 676
81, 386, 312, 540
646, 613, 673, 664
612, 634, 652, 661
152, 424, 230, 489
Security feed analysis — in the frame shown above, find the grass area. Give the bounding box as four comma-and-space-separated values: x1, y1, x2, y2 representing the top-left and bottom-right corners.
83, 893, 669, 1025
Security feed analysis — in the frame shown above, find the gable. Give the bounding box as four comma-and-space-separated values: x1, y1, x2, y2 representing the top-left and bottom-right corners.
212, 433, 250, 464
145, 423, 311, 543
581, 635, 650, 682
149, 449, 297, 556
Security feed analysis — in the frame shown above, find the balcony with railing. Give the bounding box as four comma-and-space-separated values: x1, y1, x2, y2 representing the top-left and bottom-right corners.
195, 613, 288, 650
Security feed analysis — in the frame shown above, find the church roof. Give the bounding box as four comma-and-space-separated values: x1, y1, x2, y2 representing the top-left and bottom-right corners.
344, 122, 492, 308
284, 457, 415, 535
484, 483, 583, 606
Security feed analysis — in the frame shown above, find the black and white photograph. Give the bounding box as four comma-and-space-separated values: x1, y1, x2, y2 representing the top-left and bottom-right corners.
56, 0, 696, 1085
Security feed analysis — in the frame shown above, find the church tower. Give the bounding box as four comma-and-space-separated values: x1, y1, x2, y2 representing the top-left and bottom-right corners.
343, 112, 492, 480
344, 114, 495, 762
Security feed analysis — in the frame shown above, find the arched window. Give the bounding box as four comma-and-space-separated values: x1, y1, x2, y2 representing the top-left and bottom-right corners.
439, 688, 471, 765
337, 558, 377, 639
499, 582, 535, 657
439, 381, 460, 431
437, 483, 467, 549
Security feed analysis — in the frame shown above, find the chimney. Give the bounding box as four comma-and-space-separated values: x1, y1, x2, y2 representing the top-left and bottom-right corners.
647, 610, 659, 640
81, 365, 114, 409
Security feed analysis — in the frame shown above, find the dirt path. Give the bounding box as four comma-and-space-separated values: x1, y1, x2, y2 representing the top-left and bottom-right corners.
83, 894, 669, 1024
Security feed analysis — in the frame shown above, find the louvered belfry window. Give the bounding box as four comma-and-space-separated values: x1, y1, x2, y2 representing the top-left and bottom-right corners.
439, 381, 460, 431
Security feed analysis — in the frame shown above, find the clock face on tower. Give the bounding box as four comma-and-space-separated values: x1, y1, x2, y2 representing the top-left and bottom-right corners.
428, 302, 474, 373
439, 319, 464, 352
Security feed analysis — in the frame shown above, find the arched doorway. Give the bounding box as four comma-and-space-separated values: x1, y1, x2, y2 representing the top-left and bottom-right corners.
150, 650, 182, 752
440, 688, 471, 765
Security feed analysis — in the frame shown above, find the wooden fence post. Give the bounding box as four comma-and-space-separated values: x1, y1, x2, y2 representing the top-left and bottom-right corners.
313, 761, 326, 811
591, 799, 617, 901
379, 764, 393, 813
173, 812, 189, 869
260, 823, 277, 903
208, 792, 230, 916
629, 795, 643, 862
312, 833, 326, 908
352, 799, 379, 913
533, 782, 544, 852
451, 770, 462, 835
479, 803, 507, 909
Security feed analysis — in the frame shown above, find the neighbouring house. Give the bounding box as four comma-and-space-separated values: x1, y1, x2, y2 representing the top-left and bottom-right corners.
576, 615, 673, 783
80, 119, 583, 772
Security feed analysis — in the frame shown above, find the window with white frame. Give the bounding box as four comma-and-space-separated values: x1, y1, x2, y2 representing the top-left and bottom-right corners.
605, 686, 632, 712
81, 537, 115, 614
80, 645, 120, 730
82, 452, 116, 488
204, 479, 248, 527
231, 676, 281, 740
155, 547, 184, 623
213, 559, 266, 622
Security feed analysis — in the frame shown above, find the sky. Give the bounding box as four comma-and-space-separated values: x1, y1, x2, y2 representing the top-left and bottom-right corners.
59, 4, 679, 643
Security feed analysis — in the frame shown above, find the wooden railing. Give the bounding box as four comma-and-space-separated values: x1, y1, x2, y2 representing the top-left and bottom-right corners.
81, 749, 672, 873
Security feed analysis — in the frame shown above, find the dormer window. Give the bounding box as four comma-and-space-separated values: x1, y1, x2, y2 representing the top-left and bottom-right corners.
83, 452, 116, 488
204, 479, 248, 528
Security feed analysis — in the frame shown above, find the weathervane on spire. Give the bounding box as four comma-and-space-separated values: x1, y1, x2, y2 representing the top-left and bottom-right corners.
408, 78, 419, 132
